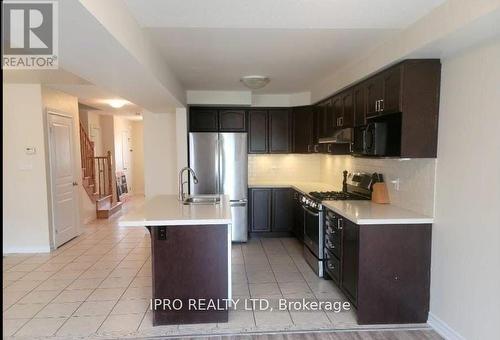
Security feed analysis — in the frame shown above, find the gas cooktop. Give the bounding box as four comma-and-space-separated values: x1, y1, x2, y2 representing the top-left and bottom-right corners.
308, 191, 369, 201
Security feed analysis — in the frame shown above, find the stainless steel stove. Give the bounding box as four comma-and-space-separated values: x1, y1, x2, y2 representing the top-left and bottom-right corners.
301, 172, 373, 277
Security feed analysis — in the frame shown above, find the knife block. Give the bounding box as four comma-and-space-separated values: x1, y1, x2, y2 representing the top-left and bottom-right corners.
372, 182, 390, 204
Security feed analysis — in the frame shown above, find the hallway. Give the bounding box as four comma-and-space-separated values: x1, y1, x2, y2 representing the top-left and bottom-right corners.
3, 196, 438, 338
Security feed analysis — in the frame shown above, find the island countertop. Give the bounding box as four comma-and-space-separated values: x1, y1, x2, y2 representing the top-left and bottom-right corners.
118, 194, 232, 227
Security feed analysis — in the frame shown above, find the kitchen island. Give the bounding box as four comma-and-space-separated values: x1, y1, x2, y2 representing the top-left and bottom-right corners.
119, 195, 232, 326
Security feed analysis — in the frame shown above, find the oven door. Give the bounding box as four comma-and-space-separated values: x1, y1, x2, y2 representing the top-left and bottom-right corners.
303, 205, 323, 259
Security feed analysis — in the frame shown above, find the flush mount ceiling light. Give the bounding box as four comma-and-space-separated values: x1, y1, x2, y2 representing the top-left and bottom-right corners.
107, 99, 129, 109
240, 75, 270, 90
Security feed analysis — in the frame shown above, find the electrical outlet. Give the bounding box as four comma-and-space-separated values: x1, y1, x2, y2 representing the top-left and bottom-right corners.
391, 178, 401, 191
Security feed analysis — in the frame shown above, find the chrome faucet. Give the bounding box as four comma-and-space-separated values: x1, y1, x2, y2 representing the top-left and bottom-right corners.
178, 167, 199, 201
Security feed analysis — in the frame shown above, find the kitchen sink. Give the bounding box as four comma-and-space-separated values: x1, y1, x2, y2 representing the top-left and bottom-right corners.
182, 195, 221, 205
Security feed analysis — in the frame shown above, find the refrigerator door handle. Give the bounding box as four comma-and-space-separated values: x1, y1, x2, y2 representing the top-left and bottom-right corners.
230, 202, 247, 207
216, 136, 220, 195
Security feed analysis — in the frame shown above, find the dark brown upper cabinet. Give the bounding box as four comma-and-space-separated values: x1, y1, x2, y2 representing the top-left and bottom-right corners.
380, 65, 402, 114
189, 108, 219, 132
218, 109, 246, 131
269, 109, 291, 153
292, 105, 314, 153
332, 90, 354, 130
248, 108, 291, 154
248, 110, 268, 153
364, 76, 383, 118
353, 84, 366, 127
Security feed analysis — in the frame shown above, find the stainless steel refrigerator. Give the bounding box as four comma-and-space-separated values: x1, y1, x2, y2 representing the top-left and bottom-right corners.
188, 132, 248, 242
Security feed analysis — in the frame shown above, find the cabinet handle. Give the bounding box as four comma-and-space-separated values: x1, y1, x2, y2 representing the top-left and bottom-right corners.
375, 101, 379, 112
337, 218, 343, 230
338, 117, 343, 126
307, 145, 311, 152
380, 99, 384, 111
327, 144, 332, 153
328, 263, 335, 270
314, 145, 319, 152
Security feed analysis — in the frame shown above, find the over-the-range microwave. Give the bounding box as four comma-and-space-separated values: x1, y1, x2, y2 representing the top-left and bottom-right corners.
352, 113, 402, 157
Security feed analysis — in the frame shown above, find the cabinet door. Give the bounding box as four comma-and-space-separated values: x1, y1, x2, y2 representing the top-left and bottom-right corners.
341, 218, 359, 305
248, 110, 268, 153
292, 191, 304, 240
249, 189, 271, 232
292, 106, 314, 153
269, 109, 291, 153
315, 101, 328, 139
353, 85, 366, 127
341, 90, 354, 128
381, 66, 402, 114
189, 108, 218, 132
332, 95, 343, 130
271, 188, 293, 232
364, 77, 383, 118
219, 109, 246, 131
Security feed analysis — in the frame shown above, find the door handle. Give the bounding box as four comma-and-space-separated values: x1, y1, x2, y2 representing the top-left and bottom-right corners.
302, 206, 319, 217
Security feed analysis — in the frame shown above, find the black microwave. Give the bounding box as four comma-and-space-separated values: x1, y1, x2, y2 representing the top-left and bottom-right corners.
353, 114, 401, 157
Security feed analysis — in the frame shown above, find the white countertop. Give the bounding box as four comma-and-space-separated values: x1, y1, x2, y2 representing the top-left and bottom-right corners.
322, 200, 433, 225
248, 180, 338, 196
249, 180, 433, 225
118, 195, 232, 227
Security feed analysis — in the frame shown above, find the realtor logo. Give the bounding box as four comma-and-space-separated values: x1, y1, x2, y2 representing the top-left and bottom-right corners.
2, 1, 58, 69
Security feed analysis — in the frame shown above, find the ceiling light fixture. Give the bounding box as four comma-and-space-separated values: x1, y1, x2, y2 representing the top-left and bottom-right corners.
240, 75, 270, 90
108, 99, 129, 109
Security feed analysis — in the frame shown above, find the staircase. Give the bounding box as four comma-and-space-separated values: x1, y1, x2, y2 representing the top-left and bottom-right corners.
80, 123, 122, 218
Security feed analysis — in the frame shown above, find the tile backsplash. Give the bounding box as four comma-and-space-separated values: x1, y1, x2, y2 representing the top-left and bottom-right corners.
248, 154, 321, 182
248, 154, 436, 216
320, 155, 436, 216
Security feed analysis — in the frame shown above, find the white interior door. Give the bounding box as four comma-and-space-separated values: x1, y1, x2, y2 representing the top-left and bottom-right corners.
48, 113, 79, 247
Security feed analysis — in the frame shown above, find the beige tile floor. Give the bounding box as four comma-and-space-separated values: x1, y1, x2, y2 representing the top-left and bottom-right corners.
3, 196, 431, 339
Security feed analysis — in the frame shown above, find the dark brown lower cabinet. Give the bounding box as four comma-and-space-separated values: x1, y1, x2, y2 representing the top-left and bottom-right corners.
325, 209, 432, 325
292, 190, 304, 241
249, 188, 294, 235
249, 188, 271, 232
149, 225, 228, 325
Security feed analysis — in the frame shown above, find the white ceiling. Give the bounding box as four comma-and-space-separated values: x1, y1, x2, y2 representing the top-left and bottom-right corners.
125, 0, 445, 29
146, 28, 398, 92
3, 69, 145, 116
124, 0, 445, 93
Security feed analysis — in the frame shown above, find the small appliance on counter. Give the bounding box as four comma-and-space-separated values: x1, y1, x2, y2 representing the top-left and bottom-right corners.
371, 173, 390, 204
301, 172, 373, 277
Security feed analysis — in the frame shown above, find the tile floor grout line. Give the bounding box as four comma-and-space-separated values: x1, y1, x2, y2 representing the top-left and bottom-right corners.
12, 232, 130, 336
35, 227, 142, 336
53, 235, 139, 336
239, 241, 258, 329
95, 250, 151, 335
261, 238, 294, 326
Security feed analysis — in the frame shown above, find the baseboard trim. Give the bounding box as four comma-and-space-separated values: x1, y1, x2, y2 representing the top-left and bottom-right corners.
3, 245, 52, 254
428, 312, 466, 340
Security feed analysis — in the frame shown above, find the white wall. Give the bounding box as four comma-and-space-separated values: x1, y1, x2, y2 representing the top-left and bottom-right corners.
113, 116, 133, 192
186, 90, 311, 107
3, 84, 52, 253
428, 39, 500, 340
143, 112, 179, 197
131, 121, 145, 194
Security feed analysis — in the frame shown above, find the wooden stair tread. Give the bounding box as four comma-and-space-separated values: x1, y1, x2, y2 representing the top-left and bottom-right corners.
95, 194, 112, 202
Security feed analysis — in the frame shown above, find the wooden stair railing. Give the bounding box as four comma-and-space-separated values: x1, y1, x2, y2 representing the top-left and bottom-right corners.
79, 123, 121, 218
